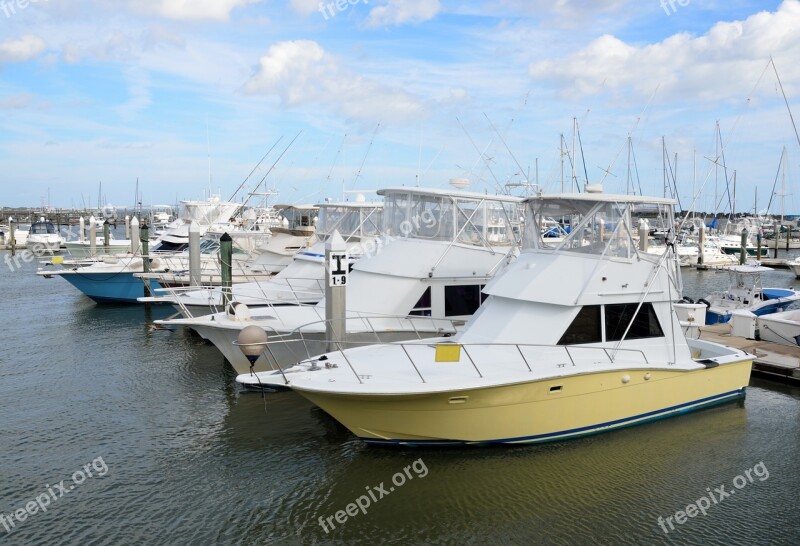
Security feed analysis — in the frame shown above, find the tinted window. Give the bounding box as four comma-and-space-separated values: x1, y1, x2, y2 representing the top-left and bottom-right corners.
444, 285, 483, 317
558, 306, 602, 345
605, 303, 664, 341
409, 287, 432, 317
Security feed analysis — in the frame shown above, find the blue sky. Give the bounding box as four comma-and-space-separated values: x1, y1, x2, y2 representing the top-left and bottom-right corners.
1, 0, 798, 214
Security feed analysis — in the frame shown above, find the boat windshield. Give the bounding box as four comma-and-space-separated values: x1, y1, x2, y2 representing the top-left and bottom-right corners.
523, 196, 675, 260
382, 191, 521, 247
316, 205, 383, 240
279, 206, 318, 230
30, 222, 57, 235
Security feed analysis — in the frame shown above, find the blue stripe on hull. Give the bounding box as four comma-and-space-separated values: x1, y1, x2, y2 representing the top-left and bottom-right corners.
361, 388, 746, 447
706, 301, 792, 325
60, 273, 162, 304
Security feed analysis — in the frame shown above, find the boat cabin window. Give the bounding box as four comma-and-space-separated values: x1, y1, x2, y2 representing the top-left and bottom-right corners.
30, 222, 57, 235
409, 287, 432, 317
604, 303, 664, 341
316, 206, 383, 240
444, 285, 486, 317
558, 303, 664, 345
558, 306, 602, 345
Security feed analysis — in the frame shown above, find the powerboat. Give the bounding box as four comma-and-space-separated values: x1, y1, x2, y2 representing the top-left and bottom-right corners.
697, 264, 800, 324
756, 309, 800, 346
237, 189, 753, 446
26, 221, 64, 254
140, 201, 383, 316
157, 187, 525, 374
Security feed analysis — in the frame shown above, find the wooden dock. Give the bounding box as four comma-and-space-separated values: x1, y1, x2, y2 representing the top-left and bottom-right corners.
699, 324, 800, 384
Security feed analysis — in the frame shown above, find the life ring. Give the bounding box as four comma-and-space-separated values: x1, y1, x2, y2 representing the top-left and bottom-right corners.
697, 298, 711, 308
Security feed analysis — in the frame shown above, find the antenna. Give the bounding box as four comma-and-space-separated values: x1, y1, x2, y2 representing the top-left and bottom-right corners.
206, 116, 212, 198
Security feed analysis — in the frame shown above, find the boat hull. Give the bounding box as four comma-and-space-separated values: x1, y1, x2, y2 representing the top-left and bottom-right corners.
59, 272, 162, 303
294, 360, 753, 446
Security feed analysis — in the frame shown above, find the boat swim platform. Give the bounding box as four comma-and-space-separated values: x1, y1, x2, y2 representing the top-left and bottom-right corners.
698, 324, 800, 385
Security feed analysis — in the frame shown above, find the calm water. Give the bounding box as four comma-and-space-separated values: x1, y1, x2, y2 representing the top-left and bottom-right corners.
1, 249, 799, 545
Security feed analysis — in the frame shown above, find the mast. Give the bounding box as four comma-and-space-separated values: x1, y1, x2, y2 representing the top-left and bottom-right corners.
571, 117, 577, 192
560, 134, 565, 192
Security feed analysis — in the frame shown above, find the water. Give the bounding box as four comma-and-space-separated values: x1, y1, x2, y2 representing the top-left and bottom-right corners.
1, 250, 799, 545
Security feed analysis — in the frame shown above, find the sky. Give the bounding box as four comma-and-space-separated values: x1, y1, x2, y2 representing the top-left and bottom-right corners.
1, 0, 799, 215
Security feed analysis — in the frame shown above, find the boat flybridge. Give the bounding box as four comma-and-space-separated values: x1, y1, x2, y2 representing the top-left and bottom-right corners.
156, 187, 525, 375
139, 201, 384, 316
238, 188, 753, 446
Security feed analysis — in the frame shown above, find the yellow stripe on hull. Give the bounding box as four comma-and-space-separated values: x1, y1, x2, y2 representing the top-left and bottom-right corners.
295, 360, 753, 445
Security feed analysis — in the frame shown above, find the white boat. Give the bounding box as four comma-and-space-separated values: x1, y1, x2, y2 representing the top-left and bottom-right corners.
245, 204, 318, 274
26, 221, 64, 254
785, 257, 800, 278
697, 264, 800, 324
64, 236, 134, 258
757, 309, 800, 346
156, 186, 524, 374
141, 201, 384, 316
237, 189, 753, 446
0, 224, 29, 248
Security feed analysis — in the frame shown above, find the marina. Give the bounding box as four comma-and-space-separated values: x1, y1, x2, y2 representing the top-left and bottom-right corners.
4, 1, 800, 544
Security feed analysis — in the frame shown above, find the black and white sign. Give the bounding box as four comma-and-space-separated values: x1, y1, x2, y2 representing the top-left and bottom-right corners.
328, 252, 348, 287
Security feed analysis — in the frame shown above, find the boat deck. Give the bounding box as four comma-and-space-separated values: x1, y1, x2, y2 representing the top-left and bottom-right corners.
699, 323, 800, 384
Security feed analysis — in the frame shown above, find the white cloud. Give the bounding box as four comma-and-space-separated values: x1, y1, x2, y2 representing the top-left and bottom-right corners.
530, 0, 800, 101
244, 40, 424, 123
0, 35, 46, 63
365, 0, 441, 27
289, 0, 320, 16
132, 0, 261, 21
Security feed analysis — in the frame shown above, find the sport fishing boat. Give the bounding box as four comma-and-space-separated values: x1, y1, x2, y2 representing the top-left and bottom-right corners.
696, 264, 800, 324
140, 201, 383, 317
157, 187, 525, 374
238, 189, 753, 446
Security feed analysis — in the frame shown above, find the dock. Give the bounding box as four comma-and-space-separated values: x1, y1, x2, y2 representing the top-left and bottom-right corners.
699, 324, 800, 384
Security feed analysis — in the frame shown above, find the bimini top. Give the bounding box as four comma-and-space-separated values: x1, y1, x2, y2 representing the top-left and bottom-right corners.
525, 191, 676, 206
378, 186, 522, 203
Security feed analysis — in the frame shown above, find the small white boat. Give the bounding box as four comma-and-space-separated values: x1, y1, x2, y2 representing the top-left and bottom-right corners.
757, 309, 800, 346
698, 264, 800, 325
26, 221, 64, 254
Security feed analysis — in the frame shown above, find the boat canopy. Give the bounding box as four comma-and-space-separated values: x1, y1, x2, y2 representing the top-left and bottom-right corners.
315, 202, 383, 241
522, 193, 676, 260
378, 187, 523, 247
29, 221, 57, 235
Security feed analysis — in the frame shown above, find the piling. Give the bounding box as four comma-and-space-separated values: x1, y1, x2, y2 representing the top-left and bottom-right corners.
739, 228, 747, 265
325, 230, 348, 353
125, 215, 130, 241
130, 216, 140, 255
141, 223, 151, 299
189, 221, 201, 287
698, 224, 705, 266
103, 219, 110, 253
638, 219, 648, 252
89, 216, 97, 257
757, 232, 762, 262
220, 233, 233, 309
79, 216, 85, 242
9, 218, 15, 256
787, 226, 793, 252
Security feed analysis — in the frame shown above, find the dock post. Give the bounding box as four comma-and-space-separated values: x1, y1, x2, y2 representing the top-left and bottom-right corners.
125, 215, 130, 241
756, 232, 762, 262
189, 221, 201, 287
698, 223, 705, 267
79, 216, 85, 242
638, 219, 648, 252
787, 225, 792, 251
89, 216, 97, 257
130, 216, 140, 255
103, 219, 110, 253
9, 218, 15, 256
220, 232, 233, 309
774, 227, 779, 259
739, 228, 747, 265
325, 230, 348, 353
141, 223, 151, 299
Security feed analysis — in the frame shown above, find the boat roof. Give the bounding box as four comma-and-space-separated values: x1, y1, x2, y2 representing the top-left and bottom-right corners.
314, 201, 383, 209
724, 264, 773, 274
525, 192, 676, 206
378, 186, 523, 203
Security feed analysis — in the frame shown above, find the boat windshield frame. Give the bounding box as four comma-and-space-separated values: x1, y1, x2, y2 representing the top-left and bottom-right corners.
316, 204, 383, 241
